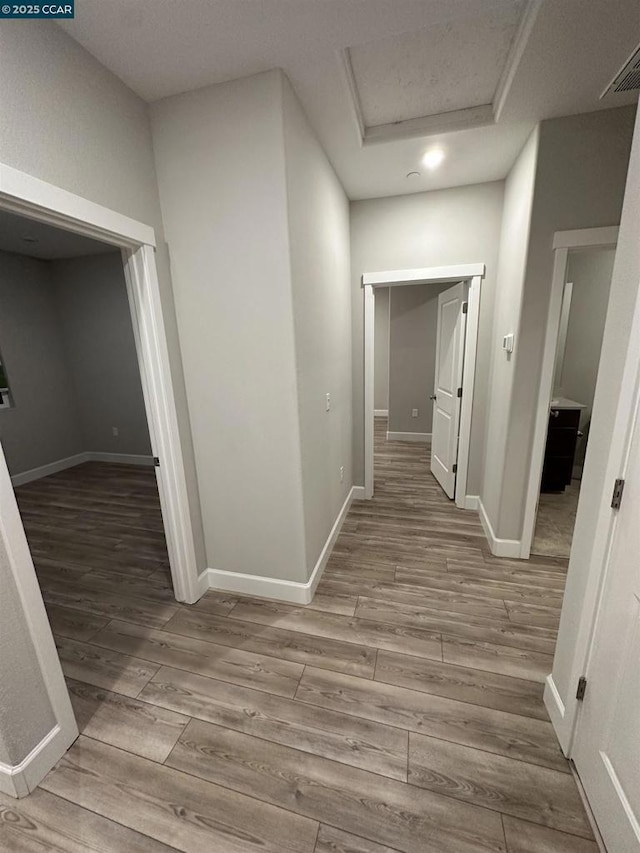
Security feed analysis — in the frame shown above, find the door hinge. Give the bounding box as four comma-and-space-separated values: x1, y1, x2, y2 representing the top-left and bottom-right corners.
611, 478, 625, 509
462, 302, 468, 314
452, 463, 457, 474
457, 387, 463, 398
153, 457, 160, 467
576, 676, 587, 701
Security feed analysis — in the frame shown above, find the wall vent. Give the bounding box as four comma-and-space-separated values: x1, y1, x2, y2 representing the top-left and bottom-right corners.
601, 44, 640, 98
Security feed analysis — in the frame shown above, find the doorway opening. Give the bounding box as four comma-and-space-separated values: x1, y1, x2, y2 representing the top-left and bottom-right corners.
363, 263, 484, 507
521, 227, 618, 560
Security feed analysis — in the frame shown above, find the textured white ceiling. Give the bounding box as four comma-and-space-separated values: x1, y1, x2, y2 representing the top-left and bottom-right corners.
0, 210, 115, 260
349, 3, 525, 127
58, 0, 639, 200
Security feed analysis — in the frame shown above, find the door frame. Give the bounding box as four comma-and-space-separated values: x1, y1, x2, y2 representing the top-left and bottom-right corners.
362, 263, 485, 506
520, 226, 619, 559
0, 162, 200, 794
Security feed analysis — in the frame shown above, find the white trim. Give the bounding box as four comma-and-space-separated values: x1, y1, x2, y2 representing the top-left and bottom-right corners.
203, 486, 358, 605
0, 162, 201, 796
363, 105, 494, 146
0, 724, 64, 798
362, 264, 485, 505
463, 494, 479, 511
386, 431, 431, 443
351, 485, 366, 500
10, 453, 90, 487
552, 226, 619, 251
520, 228, 619, 559
543, 674, 566, 746
338, 48, 366, 143
374, 409, 389, 417
363, 263, 485, 287
478, 498, 522, 558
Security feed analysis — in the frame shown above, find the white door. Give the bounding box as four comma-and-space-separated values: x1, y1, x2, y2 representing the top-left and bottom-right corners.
431, 282, 468, 498
571, 392, 640, 851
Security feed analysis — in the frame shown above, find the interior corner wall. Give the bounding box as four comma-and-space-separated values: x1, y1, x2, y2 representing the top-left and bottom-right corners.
480, 128, 539, 532
0, 21, 206, 574
374, 288, 390, 411
51, 252, 152, 457
493, 106, 636, 542
350, 181, 504, 497
280, 74, 353, 579
0, 250, 84, 476
388, 283, 451, 435
552, 104, 640, 714
151, 70, 308, 583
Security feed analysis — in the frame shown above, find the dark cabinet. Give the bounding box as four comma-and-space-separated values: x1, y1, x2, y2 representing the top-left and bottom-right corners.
541, 407, 580, 492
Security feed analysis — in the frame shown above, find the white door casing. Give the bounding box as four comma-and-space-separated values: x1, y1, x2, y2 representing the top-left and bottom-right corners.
431, 282, 468, 499
571, 387, 640, 851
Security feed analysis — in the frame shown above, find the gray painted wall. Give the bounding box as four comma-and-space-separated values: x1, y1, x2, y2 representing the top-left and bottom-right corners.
388, 283, 451, 435
0, 21, 206, 769
282, 75, 353, 576
0, 251, 84, 476
561, 248, 615, 434
51, 253, 152, 457
374, 288, 389, 411
350, 181, 504, 497
152, 70, 308, 583
493, 107, 636, 541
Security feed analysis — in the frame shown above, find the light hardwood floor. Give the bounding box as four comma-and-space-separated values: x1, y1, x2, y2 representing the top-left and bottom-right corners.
0, 429, 597, 852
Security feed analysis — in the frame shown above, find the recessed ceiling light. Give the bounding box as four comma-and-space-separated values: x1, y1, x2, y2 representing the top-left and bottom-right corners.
406, 171, 421, 179
422, 148, 445, 170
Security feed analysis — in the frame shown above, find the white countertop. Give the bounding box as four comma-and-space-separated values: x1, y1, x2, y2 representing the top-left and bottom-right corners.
550, 397, 586, 410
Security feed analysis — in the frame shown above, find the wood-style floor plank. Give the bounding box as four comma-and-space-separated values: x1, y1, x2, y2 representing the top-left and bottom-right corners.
89, 619, 305, 698
164, 608, 376, 678
0, 788, 179, 852
140, 666, 408, 779
501, 816, 599, 852
166, 719, 506, 853
314, 825, 399, 853
374, 650, 548, 721
295, 667, 567, 772
227, 599, 443, 661
67, 678, 189, 762
442, 635, 554, 684
41, 736, 318, 853
45, 603, 109, 642
408, 733, 592, 838
55, 635, 160, 698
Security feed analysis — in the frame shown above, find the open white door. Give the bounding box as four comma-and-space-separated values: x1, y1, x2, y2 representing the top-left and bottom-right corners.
571, 393, 640, 851
431, 282, 468, 498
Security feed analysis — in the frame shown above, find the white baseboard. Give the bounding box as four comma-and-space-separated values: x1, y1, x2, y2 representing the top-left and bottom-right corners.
463, 494, 479, 511
87, 452, 155, 466
386, 431, 432, 443
374, 409, 388, 417
351, 485, 366, 500
0, 724, 69, 798
478, 498, 522, 558
11, 451, 155, 486
202, 485, 358, 605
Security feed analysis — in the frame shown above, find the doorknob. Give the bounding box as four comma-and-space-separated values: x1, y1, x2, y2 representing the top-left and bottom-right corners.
430, 395, 437, 401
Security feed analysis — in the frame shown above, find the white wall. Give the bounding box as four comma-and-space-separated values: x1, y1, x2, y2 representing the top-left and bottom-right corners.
0, 251, 84, 476
374, 288, 389, 411
281, 76, 353, 575
52, 253, 152, 457
492, 107, 635, 542
388, 283, 450, 435
151, 70, 308, 583
350, 181, 504, 496
481, 129, 539, 532
552, 105, 640, 731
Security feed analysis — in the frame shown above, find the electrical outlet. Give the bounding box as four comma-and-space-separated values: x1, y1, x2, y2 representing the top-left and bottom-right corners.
325, 393, 331, 412
340, 466, 344, 483
411, 408, 419, 418
112, 426, 119, 437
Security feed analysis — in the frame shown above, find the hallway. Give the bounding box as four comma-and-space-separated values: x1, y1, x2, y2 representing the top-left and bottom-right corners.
0, 440, 596, 852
